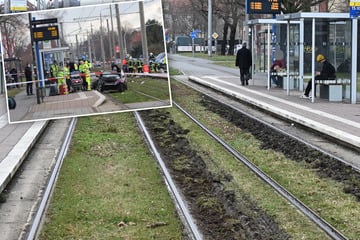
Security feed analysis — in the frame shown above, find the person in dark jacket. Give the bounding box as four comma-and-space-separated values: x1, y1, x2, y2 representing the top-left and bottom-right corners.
25, 64, 33, 95
301, 54, 336, 98
235, 42, 252, 85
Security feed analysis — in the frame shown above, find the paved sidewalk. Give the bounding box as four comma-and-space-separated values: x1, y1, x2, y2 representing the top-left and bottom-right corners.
0, 94, 47, 193
8, 89, 106, 123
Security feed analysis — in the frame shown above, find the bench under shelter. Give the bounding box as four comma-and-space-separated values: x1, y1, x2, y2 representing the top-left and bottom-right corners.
246, 12, 358, 104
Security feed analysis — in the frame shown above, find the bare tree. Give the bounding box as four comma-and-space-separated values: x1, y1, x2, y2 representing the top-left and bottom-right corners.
281, 0, 328, 13
0, 15, 29, 59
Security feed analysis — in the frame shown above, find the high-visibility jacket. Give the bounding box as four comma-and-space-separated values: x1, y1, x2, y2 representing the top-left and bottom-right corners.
84, 68, 91, 90
78, 63, 84, 72
57, 68, 65, 85
64, 66, 70, 79
51, 64, 58, 78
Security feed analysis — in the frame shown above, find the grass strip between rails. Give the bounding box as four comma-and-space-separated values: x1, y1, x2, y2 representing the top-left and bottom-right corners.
109, 77, 170, 104
39, 113, 184, 240
171, 80, 360, 239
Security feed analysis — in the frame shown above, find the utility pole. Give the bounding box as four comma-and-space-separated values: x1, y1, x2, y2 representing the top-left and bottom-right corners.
115, 4, 125, 60
106, 18, 112, 60
139, 1, 149, 65
87, 31, 92, 63
110, 5, 115, 60
207, 0, 212, 57
91, 24, 96, 61
100, 14, 106, 68
76, 35, 79, 60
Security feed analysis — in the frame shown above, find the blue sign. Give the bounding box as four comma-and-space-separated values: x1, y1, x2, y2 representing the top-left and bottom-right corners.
350, 6, 360, 18
190, 31, 197, 39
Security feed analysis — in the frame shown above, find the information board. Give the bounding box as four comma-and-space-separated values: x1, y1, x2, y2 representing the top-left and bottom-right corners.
247, 0, 281, 14
32, 26, 59, 42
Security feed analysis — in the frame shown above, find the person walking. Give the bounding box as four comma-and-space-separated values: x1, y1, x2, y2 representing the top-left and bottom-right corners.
25, 64, 33, 95
301, 54, 336, 98
235, 42, 252, 86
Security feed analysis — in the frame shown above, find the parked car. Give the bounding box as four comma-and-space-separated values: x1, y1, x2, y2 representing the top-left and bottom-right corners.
96, 71, 127, 92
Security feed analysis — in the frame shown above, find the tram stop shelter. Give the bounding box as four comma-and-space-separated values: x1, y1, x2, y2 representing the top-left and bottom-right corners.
246, 12, 358, 104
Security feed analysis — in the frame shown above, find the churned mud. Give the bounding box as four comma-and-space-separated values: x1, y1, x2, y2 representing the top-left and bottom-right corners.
199, 95, 360, 201
140, 110, 290, 240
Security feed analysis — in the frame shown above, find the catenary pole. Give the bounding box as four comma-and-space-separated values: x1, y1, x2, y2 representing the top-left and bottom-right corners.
207, 0, 212, 57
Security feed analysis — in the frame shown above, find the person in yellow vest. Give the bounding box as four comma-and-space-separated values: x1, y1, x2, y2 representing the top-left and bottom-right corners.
84, 67, 91, 91
57, 63, 65, 94
81, 60, 91, 91
85, 60, 92, 70
50, 60, 58, 81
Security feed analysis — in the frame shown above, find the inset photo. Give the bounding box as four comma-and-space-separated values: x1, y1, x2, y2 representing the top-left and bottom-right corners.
0, 0, 171, 123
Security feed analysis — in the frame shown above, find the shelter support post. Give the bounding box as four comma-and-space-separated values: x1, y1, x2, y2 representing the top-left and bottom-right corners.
311, 18, 316, 103
351, 18, 357, 104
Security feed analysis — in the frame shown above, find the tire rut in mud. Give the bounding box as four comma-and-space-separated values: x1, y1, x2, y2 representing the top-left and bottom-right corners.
140, 110, 290, 240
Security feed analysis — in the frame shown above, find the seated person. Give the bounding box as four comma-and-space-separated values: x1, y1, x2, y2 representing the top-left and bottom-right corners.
301, 54, 336, 98
270, 59, 286, 87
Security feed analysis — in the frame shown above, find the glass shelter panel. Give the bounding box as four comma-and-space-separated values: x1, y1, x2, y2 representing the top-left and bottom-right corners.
252, 22, 300, 73
328, 21, 352, 80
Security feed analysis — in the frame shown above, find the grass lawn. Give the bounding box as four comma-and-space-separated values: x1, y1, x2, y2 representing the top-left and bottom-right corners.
109, 77, 171, 104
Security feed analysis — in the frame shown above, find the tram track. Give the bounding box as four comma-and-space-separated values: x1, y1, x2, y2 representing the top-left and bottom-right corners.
2, 78, 359, 239
26, 118, 77, 240
172, 102, 347, 240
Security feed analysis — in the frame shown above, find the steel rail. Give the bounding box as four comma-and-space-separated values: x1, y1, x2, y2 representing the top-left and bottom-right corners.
176, 77, 359, 173
27, 117, 78, 240
134, 111, 202, 240
174, 101, 348, 240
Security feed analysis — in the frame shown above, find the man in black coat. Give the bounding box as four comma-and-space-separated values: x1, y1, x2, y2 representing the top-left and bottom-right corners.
235, 42, 252, 86
25, 64, 33, 95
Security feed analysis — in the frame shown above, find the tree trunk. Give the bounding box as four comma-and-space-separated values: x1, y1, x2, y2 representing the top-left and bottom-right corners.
228, 22, 237, 56
221, 21, 229, 55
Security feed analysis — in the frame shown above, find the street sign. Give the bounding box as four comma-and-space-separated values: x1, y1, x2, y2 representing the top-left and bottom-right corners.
32, 26, 59, 42
190, 31, 197, 39
212, 32, 219, 39
31, 18, 58, 25
247, 0, 281, 14
350, 0, 360, 18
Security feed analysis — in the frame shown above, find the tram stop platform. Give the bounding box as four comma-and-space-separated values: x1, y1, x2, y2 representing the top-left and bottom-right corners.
0, 94, 47, 193
185, 75, 360, 151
